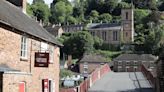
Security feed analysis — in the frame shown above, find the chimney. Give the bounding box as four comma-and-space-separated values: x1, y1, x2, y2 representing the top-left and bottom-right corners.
22, 0, 27, 13
6, 0, 26, 13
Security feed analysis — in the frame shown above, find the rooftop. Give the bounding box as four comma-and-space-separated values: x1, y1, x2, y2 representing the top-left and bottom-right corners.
0, 0, 62, 46
113, 54, 158, 61
79, 54, 108, 63
87, 23, 121, 31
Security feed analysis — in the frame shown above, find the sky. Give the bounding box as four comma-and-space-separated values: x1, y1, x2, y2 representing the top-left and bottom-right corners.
27, 0, 53, 5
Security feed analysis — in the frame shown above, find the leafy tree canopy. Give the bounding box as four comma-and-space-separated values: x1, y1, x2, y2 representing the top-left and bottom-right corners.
33, 0, 44, 4
59, 31, 94, 58
98, 13, 112, 23
31, 2, 50, 24
50, 1, 73, 24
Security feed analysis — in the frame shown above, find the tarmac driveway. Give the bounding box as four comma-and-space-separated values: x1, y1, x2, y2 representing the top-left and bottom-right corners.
88, 72, 155, 92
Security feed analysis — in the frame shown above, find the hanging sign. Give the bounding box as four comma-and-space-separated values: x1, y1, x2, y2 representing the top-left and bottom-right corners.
34, 52, 49, 67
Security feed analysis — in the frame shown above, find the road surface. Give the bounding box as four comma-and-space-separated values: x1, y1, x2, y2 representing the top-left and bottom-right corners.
88, 72, 155, 92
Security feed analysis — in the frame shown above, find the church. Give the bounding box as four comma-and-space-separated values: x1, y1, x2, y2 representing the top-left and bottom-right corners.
87, 8, 134, 45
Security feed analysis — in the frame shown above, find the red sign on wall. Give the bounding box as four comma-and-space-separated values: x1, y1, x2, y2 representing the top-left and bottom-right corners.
34, 52, 49, 67
42, 79, 49, 92
19, 82, 25, 92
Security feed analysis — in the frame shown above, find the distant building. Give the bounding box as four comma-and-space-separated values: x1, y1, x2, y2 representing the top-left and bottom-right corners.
45, 25, 64, 38
87, 9, 134, 44
87, 23, 122, 44
79, 54, 108, 75
113, 54, 157, 72
62, 24, 85, 33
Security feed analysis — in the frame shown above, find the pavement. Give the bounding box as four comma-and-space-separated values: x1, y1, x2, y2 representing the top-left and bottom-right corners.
88, 72, 155, 92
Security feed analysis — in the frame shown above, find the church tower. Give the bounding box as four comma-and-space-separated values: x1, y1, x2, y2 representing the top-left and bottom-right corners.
121, 8, 134, 43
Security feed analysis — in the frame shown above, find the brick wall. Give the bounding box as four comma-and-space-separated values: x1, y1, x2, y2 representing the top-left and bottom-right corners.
141, 64, 156, 88
79, 63, 103, 74
60, 88, 76, 92
0, 26, 60, 92
60, 64, 111, 92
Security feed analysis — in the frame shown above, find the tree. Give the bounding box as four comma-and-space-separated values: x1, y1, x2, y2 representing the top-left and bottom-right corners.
50, 1, 73, 24
93, 36, 103, 49
67, 16, 77, 24
59, 31, 94, 59
143, 10, 161, 25
60, 69, 74, 78
86, 0, 105, 14
134, 24, 163, 54
72, 0, 86, 20
31, 2, 50, 23
98, 13, 112, 23
33, 0, 44, 4
134, 9, 149, 24
51, 0, 70, 5
104, 0, 118, 13
89, 10, 99, 22
144, 27, 162, 54
26, 3, 33, 16
112, 2, 130, 16
122, 0, 131, 3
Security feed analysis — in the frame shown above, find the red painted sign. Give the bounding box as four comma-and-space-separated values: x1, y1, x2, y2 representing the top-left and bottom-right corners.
34, 52, 49, 67
19, 82, 25, 92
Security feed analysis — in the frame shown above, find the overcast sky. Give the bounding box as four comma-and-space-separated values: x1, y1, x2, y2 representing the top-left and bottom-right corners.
27, 0, 53, 5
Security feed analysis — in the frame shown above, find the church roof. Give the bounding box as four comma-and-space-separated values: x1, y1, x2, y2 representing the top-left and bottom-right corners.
87, 23, 122, 31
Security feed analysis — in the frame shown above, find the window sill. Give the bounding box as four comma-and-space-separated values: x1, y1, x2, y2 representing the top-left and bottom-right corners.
20, 57, 28, 61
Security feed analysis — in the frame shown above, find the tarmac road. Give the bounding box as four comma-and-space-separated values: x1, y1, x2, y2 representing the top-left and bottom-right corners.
88, 72, 155, 92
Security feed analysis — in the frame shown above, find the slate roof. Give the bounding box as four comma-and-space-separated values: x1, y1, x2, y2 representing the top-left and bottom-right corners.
79, 54, 107, 63
113, 54, 158, 61
45, 26, 61, 32
0, 0, 62, 46
62, 24, 85, 28
87, 23, 121, 30
45, 26, 62, 36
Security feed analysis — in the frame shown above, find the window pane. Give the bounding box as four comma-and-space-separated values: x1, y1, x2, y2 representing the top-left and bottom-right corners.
20, 36, 28, 59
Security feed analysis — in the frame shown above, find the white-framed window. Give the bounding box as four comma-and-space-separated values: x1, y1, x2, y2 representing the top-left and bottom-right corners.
49, 46, 54, 63
20, 36, 28, 59
41, 42, 48, 52
49, 80, 55, 92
